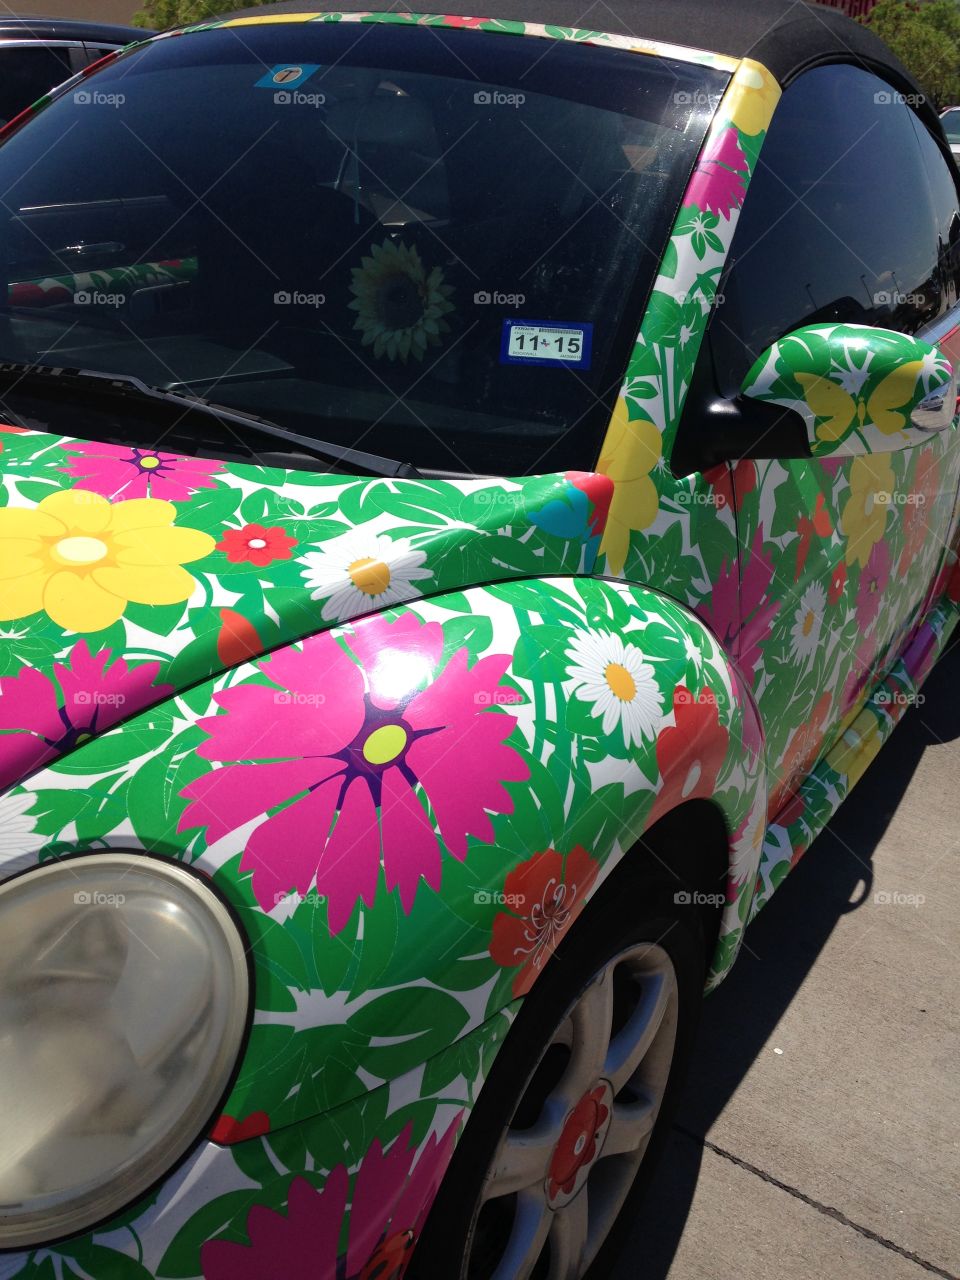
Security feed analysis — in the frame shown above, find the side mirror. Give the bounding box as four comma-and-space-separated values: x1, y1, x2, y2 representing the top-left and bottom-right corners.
740, 323, 956, 457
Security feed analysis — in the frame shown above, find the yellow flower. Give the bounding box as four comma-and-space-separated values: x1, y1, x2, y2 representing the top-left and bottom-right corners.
597, 396, 662, 576
826, 709, 883, 789
727, 59, 780, 137
0, 489, 214, 632
349, 239, 454, 362
840, 455, 894, 569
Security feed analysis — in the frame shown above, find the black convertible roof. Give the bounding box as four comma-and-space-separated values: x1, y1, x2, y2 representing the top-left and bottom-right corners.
212, 0, 939, 133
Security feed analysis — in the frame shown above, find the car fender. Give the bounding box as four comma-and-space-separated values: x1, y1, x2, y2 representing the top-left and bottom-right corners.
2, 576, 765, 1136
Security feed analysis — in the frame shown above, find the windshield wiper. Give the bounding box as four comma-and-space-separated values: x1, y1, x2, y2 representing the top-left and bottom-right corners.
0, 361, 421, 478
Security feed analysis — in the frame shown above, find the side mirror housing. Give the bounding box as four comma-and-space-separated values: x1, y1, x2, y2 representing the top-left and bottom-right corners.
740, 323, 956, 458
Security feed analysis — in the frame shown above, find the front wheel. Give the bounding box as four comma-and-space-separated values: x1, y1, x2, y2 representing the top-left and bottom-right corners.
409, 880, 706, 1280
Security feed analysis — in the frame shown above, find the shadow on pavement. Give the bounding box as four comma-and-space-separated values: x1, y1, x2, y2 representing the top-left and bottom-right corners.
613, 636, 960, 1279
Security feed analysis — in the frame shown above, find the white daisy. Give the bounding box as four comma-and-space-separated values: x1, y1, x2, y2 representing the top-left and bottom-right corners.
0, 791, 46, 871
790, 581, 826, 664
566, 629, 663, 748
300, 530, 432, 622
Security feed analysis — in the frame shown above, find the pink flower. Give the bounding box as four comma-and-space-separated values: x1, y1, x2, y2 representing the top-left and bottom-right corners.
0, 641, 173, 789
683, 125, 747, 219
60, 440, 222, 501
856, 539, 891, 632
739, 532, 781, 681
179, 614, 529, 926
200, 1115, 462, 1280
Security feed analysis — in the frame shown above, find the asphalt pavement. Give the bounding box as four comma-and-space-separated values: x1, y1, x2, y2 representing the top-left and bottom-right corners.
614, 637, 960, 1280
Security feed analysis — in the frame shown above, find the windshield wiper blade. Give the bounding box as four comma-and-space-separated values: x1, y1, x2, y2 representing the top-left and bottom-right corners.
0, 361, 421, 478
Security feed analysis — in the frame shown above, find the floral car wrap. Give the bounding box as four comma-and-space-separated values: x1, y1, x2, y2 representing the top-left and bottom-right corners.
1, 14, 959, 1280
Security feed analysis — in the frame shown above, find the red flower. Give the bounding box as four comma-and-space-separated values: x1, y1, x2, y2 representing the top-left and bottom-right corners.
647, 685, 729, 826
704, 459, 756, 513
217, 523, 297, 567
794, 492, 832, 580
489, 847, 600, 996
216, 608, 264, 668
769, 692, 832, 818
827, 560, 847, 605
565, 471, 614, 537
547, 1084, 610, 1200
210, 1111, 270, 1145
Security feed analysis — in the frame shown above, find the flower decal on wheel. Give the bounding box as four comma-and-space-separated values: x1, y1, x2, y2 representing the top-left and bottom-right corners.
180, 614, 529, 926
60, 440, 223, 501
566, 629, 663, 748
301, 530, 432, 622
200, 1115, 461, 1280
349, 238, 455, 362
489, 846, 601, 996
0, 489, 214, 631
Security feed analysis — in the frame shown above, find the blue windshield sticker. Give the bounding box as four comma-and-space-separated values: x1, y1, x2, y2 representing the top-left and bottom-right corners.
255, 64, 320, 90
500, 320, 593, 369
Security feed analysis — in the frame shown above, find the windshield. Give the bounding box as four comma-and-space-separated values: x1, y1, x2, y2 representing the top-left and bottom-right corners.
0, 23, 724, 475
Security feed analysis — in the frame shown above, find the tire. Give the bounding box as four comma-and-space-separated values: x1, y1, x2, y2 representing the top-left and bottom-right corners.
408, 873, 706, 1280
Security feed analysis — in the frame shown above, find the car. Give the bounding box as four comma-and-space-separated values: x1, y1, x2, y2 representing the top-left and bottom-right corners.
0, 2, 958, 1277
941, 105, 960, 159
0, 15, 150, 129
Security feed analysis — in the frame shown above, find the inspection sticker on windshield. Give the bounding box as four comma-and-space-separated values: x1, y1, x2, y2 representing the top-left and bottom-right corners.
500, 320, 593, 369
255, 64, 320, 90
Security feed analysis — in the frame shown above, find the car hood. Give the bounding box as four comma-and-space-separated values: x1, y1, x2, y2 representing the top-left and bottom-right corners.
0, 426, 612, 792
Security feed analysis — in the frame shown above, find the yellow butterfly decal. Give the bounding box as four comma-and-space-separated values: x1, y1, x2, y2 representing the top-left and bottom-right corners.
796, 360, 924, 444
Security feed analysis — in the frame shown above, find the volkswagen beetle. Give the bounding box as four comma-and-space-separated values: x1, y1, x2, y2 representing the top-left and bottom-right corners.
0, 2, 958, 1278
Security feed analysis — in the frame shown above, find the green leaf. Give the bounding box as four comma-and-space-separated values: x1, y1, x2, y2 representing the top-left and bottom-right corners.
347, 986, 469, 1079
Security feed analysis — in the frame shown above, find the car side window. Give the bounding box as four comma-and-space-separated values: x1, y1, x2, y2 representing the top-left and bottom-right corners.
0, 46, 73, 125
708, 64, 943, 397
908, 114, 960, 311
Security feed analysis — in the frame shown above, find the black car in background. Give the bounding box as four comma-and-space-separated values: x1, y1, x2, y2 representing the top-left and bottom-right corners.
0, 15, 150, 126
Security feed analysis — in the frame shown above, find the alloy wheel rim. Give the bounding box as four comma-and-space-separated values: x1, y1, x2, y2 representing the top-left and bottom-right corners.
468, 940, 679, 1280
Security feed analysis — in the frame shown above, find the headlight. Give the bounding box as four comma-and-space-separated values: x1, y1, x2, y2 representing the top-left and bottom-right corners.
0, 853, 250, 1248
